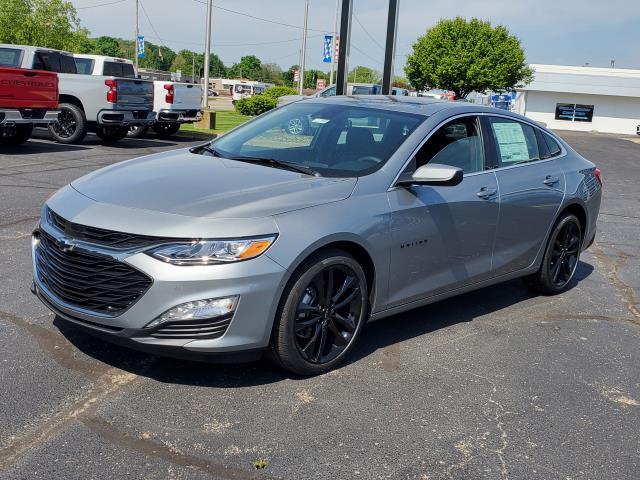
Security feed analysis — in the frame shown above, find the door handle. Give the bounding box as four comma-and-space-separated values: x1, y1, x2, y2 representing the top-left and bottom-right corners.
543, 175, 559, 186
476, 187, 497, 199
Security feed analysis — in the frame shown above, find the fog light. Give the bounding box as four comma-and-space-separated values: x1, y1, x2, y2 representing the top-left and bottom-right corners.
145, 296, 238, 329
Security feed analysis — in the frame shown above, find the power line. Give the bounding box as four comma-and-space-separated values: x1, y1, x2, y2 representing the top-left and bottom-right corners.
138, 0, 166, 48
142, 33, 324, 49
351, 42, 382, 65
76, 0, 128, 9
353, 13, 384, 51
191, 0, 326, 32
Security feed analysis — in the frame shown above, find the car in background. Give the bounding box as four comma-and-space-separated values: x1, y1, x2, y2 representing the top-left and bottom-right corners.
0, 62, 59, 145
231, 81, 268, 103
73, 54, 203, 139
32, 96, 601, 375
1, 44, 156, 143
277, 83, 408, 109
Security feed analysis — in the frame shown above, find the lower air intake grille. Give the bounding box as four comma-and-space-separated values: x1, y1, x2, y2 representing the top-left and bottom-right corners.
149, 316, 232, 340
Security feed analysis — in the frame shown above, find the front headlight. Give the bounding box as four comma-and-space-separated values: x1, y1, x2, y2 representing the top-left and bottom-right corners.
146, 235, 276, 265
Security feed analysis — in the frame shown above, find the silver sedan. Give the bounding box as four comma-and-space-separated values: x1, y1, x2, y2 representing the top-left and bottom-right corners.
31, 96, 602, 375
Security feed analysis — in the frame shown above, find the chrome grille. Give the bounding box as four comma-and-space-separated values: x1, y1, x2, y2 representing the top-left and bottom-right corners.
149, 316, 232, 339
35, 230, 152, 316
47, 208, 180, 250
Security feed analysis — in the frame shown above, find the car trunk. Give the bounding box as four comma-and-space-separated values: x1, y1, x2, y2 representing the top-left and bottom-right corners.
0, 68, 58, 109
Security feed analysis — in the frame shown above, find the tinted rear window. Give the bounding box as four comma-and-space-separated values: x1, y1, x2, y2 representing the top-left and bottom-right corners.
33, 51, 77, 73
103, 61, 136, 78
74, 58, 94, 75
0, 47, 23, 67
543, 133, 562, 157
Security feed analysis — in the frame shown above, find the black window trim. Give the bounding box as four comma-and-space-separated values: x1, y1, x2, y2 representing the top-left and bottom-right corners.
480, 113, 567, 173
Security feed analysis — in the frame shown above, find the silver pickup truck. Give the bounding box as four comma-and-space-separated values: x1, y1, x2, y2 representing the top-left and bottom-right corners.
1, 44, 156, 143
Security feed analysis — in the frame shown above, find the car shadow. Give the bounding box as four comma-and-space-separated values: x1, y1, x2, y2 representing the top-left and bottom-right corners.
55, 260, 594, 387
0, 140, 92, 154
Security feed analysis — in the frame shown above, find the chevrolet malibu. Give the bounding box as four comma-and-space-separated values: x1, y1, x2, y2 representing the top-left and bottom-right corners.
32, 96, 602, 375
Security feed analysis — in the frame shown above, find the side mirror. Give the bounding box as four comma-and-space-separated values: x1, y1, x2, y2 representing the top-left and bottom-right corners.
397, 163, 463, 187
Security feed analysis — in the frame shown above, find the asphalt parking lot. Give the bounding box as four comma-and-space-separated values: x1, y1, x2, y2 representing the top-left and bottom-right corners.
0, 130, 638, 480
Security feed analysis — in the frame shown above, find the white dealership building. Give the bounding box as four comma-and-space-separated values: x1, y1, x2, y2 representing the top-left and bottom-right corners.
514, 64, 640, 135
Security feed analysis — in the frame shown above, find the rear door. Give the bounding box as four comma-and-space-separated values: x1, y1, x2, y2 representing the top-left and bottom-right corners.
386, 115, 500, 307
172, 83, 202, 109
483, 115, 565, 276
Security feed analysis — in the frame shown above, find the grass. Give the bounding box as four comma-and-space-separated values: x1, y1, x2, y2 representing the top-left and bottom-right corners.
180, 110, 252, 136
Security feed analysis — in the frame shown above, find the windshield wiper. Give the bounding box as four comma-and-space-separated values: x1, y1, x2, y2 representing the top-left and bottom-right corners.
190, 143, 223, 157
228, 156, 321, 176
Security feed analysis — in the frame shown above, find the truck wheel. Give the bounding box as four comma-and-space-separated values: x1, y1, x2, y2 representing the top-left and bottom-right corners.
0, 124, 33, 146
127, 125, 149, 138
152, 122, 181, 139
95, 125, 129, 143
49, 103, 87, 144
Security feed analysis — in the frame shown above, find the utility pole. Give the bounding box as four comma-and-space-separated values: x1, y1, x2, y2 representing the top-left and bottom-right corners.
335, 0, 353, 95
329, 0, 339, 86
134, 0, 139, 71
203, 0, 213, 109
381, 0, 400, 94
192, 53, 196, 82
299, 0, 310, 94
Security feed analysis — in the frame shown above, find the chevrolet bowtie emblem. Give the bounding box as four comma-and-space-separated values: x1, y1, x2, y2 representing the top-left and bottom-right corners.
56, 237, 76, 253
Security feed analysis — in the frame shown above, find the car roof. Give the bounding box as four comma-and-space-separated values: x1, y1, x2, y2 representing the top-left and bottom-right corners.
302, 95, 520, 118
0, 44, 72, 55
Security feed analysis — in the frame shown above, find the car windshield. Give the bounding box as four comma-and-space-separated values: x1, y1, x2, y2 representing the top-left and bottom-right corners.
209, 102, 425, 177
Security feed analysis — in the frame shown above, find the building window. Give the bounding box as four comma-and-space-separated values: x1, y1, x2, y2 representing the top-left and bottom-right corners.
555, 103, 594, 122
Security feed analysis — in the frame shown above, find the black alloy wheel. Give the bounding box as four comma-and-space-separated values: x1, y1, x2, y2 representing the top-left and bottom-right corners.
525, 213, 582, 295
269, 249, 369, 375
294, 265, 363, 364
48, 103, 87, 144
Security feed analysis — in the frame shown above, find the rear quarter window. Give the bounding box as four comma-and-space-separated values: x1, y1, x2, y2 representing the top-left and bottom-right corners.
0, 47, 23, 67
543, 133, 562, 157
33, 51, 77, 73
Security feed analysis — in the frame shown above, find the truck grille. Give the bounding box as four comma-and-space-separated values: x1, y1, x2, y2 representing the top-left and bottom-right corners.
47, 208, 179, 250
34, 230, 152, 316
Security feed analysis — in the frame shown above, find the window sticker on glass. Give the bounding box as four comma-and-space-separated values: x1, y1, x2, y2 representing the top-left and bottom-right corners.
312, 118, 330, 124
492, 122, 529, 162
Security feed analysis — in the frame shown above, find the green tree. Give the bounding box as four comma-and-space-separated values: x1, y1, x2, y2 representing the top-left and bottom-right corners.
282, 65, 299, 87
0, 0, 90, 52
93, 36, 122, 57
405, 17, 533, 99
227, 55, 262, 80
349, 65, 380, 84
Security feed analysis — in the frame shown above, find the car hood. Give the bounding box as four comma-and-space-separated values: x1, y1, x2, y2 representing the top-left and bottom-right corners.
71, 148, 357, 219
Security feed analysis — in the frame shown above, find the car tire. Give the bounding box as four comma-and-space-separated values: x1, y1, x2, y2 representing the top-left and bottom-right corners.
0, 124, 33, 145
285, 116, 309, 136
127, 125, 149, 138
269, 249, 369, 375
524, 213, 583, 295
48, 103, 87, 144
95, 125, 129, 143
152, 122, 181, 139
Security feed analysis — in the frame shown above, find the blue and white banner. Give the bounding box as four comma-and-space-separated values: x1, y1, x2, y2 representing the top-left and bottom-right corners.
137, 35, 145, 59
323, 35, 333, 63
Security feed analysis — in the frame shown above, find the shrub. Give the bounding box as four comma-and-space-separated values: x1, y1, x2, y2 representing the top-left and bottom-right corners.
263, 86, 297, 100
234, 95, 277, 116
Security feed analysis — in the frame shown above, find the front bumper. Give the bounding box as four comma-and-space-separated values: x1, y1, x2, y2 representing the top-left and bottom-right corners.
97, 109, 156, 127
0, 109, 60, 126
31, 222, 288, 360
157, 109, 203, 124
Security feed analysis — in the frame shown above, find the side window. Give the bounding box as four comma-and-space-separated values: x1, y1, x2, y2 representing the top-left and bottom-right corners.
543, 133, 562, 157
414, 116, 484, 174
103, 62, 123, 76
74, 58, 94, 75
488, 117, 540, 167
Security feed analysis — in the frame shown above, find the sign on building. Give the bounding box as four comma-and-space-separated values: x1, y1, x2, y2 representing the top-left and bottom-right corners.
137, 35, 145, 59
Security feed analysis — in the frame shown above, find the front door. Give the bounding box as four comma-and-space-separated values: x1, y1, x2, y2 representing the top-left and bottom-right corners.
386, 115, 500, 308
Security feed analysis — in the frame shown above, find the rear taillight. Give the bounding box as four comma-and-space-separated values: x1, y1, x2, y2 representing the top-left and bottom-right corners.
105, 79, 117, 103
594, 167, 603, 186
164, 84, 174, 104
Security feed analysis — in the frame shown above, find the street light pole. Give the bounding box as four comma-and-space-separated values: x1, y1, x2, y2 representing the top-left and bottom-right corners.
202, 0, 213, 109
329, 0, 339, 86
134, 0, 139, 71
299, 0, 310, 94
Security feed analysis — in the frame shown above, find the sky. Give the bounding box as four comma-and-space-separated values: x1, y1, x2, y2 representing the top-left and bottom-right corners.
70, 0, 640, 74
